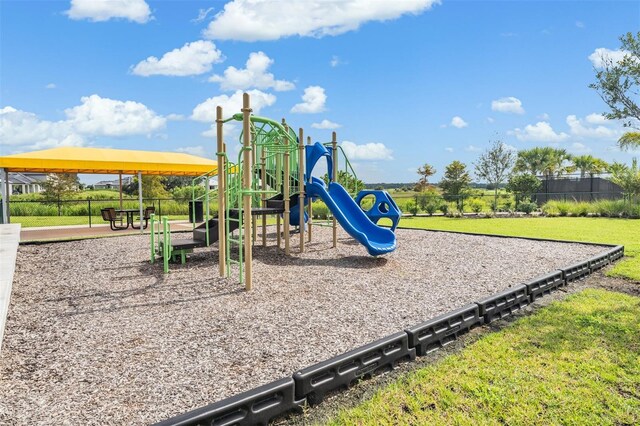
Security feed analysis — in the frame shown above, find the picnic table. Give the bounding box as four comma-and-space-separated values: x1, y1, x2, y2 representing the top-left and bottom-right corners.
115, 209, 139, 228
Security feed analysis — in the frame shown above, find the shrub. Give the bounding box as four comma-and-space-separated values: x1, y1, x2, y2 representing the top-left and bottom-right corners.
438, 203, 449, 215
541, 201, 560, 217
405, 200, 419, 216
520, 201, 537, 215
424, 202, 438, 216
469, 198, 486, 214
569, 202, 590, 217
312, 202, 329, 220
593, 199, 626, 217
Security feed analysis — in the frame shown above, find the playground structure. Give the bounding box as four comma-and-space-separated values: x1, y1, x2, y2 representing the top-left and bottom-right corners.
150, 93, 402, 290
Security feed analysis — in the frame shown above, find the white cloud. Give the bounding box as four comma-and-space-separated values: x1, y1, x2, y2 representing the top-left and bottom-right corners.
132, 40, 223, 77
570, 142, 591, 153
511, 121, 569, 142
465, 145, 481, 152
588, 48, 627, 68
166, 113, 185, 121
341, 141, 393, 160
585, 113, 608, 125
65, 95, 166, 136
566, 114, 621, 139
191, 89, 276, 122
486, 117, 495, 123
45, 83, 56, 90
311, 119, 341, 129
209, 51, 294, 91
1, 95, 165, 151
330, 55, 341, 67
192, 7, 215, 23
291, 86, 326, 114
176, 146, 207, 157
203, 0, 440, 41
537, 112, 550, 120
1, 107, 83, 150
445, 147, 454, 152
450, 116, 468, 128
575, 21, 585, 28
491, 97, 525, 114
66, 0, 152, 23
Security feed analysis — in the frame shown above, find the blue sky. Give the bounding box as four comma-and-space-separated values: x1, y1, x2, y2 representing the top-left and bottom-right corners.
1, 0, 638, 184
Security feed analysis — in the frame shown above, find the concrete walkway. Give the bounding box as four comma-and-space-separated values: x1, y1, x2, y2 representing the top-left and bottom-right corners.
0, 224, 20, 353
20, 220, 193, 242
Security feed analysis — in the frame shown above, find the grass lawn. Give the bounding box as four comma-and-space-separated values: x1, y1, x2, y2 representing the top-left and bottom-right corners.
329, 289, 640, 426
399, 216, 640, 281
12, 215, 189, 228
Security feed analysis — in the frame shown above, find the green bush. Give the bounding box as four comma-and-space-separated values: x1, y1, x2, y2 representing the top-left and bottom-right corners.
424, 201, 438, 216
541, 201, 560, 217
405, 200, 419, 216
312, 202, 329, 219
520, 201, 537, 215
439, 203, 449, 215
469, 198, 486, 214
569, 202, 590, 217
593, 200, 627, 217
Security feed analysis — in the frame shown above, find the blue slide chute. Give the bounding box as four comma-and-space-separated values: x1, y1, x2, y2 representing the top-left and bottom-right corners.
304, 141, 397, 256
306, 177, 396, 256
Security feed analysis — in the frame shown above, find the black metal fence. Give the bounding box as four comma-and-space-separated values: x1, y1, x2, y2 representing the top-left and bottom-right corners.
5, 198, 211, 228
388, 191, 636, 216
5, 189, 638, 228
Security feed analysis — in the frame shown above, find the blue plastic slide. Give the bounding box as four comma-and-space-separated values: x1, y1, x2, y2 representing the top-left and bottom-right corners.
306, 176, 397, 256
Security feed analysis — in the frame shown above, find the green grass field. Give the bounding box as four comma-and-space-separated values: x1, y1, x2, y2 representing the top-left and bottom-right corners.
399, 216, 640, 281
329, 289, 640, 426
12, 215, 189, 228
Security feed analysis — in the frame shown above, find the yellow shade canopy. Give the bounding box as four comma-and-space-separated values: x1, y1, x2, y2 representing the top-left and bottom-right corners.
0, 147, 217, 176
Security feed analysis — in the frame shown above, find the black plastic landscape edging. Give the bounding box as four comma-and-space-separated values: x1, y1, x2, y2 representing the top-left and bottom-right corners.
524, 270, 564, 302
154, 238, 625, 426
293, 331, 416, 405
405, 304, 482, 356
476, 284, 530, 324
153, 377, 301, 426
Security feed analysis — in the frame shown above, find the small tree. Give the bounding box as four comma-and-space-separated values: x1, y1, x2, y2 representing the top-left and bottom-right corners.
590, 32, 640, 149
322, 170, 364, 194
473, 141, 515, 210
415, 163, 436, 192
506, 174, 542, 209
127, 176, 170, 199
41, 173, 80, 215
610, 158, 640, 203
41, 173, 79, 202
440, 160, 471, 211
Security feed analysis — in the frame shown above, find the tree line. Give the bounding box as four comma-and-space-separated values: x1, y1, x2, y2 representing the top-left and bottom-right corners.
416, 144, 640, 212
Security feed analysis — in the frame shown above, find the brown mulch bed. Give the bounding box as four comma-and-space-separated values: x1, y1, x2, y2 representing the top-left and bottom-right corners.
0, 227, 605, 425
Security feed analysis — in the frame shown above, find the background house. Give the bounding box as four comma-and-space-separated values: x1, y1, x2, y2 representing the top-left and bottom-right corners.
8, 173, 48, 195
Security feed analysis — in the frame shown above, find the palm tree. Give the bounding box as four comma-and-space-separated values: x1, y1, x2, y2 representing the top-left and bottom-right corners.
514, 147, 545, 175
572, 155, 609, 178
415, 163, 436, 192
544, 148, 573, 178
515, 147, 573, 179
619, 132, 640, 150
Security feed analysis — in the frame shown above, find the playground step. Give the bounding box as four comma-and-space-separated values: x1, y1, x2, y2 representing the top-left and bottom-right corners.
167, 239, 207, 250
265, 193, 300, 210
193, 218, 240, 243
228, 207, 285, 216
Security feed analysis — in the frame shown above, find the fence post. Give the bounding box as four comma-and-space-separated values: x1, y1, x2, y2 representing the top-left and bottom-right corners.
158, 199, 162, 216
88, 199, 92, 228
